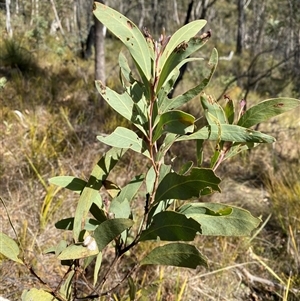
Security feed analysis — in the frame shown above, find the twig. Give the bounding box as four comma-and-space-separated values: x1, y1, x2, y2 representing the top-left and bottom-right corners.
237, 267, 300, 294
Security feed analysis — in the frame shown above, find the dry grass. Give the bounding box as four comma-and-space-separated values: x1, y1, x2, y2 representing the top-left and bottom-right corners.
1, 34, 300, 301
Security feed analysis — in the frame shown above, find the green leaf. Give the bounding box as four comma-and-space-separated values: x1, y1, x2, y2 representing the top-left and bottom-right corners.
157, 34, 210, 92
140, 211, 201, 241
157, 20, 207, 84
237, 98, 300, 128
110, 175, 144, 219
55, 217, 74, 230
224, 96, 235, 124
196, 139, 204, 166
178, 203, 261, 236
179, 161, 194, 175
146, 166, 156, 194
73, 187, 102, 241
119, 52, 135, 84
224, 142, 258, 159
21, 288, 60, 301
153, 110, 195, 141
73, 147, 126, 241
160, 48, 218, 113
140, 243, 207, 268
59, 270, 74, 300
0, 232, 23, 264
49, 176, 86, 194
177, 124, 276, 143
56, 217, 102, 231
58, 243, 99, 260
95, 81, 147, 134
157, 68, 180, 103
93, 2, 152, 80
94, 218, 134, 251
128, 277, 137, 301
201, 94, 227, 125
157, 57, 203, 95
155, 168, 221, 203
93, 252, 102, 286
90, 203, 107, 224
97, 127, 150, 158
156, 133, 177, 162
44, 239, 68, 256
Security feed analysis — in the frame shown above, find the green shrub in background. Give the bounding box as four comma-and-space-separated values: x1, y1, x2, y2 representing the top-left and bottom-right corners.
1, 3, 300, 300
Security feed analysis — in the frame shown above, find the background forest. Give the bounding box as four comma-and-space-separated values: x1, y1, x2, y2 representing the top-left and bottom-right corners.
1, 0, 300, 300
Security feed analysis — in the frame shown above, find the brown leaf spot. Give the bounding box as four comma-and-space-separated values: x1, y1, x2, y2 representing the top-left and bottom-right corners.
274, 103, 284, 107
127, 20, 133, 29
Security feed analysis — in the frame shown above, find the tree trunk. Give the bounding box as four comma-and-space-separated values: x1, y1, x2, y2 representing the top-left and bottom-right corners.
173, 0, 180, 25
94, 1, 106, 105
5, 0, 13, 37
138, 0, 145, 28
50, 0, 65, 36
168, 0, 194, 98
236, 0, 245, 54
94, 14, 105, 82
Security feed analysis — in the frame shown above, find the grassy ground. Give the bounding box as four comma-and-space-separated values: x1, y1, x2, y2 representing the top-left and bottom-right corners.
0, 34, 300, 301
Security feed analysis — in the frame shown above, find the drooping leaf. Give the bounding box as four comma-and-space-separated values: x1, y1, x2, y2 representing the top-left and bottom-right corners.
160, 48, 218, 112
177, 124, 276, 143
155, 168, 221, 203
73, 187, 102, 241
21, 288, 59, 301
140, 243, 207, 268
59, 270, 74, 300
157, 33, 211, 92
237, 98, 300, 128
110, 175, 144, 219
73, 147, 127, 241
157, 20, 207, 86
97, 127, 150, 158
93, 2, 153, 80
58, 243, 99, 260
178, 203, 261, 236
153, 110, 195, 141
95, 81, 147, 134
49, 176, 87, 194
94, 218, 134, 251
140, 211, 201, 241
0, 232, 23, 264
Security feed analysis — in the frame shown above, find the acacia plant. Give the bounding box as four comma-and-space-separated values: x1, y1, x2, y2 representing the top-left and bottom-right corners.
1, 3, 300, 300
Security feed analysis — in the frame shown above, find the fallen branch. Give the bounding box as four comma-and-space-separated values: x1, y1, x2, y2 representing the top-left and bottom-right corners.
237, 267, 300, 295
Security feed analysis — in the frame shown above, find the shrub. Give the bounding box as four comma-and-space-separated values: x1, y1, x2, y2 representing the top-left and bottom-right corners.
1, 3, 299, 300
